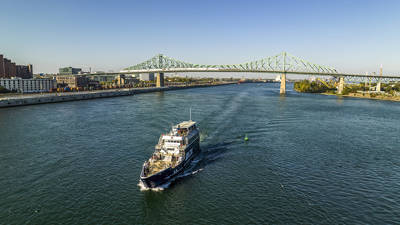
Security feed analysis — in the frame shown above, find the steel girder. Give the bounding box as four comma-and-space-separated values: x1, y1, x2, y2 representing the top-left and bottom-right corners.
124, 52, 338, 74
122, 53, 400, 81
344, 76, 400, 83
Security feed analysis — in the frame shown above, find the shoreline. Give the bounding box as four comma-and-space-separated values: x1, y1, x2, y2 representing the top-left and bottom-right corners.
0, 83, 234, 108
320, 92, 400, 102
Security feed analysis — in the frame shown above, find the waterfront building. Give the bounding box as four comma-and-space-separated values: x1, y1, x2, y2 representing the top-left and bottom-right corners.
0, 54, 33, 78
16, 65, 33, 79
56, 75, 88, 88
116, 74, 125, 85
4, 58, 11, 77
116, 74, 139, 86
89, 75, 115, 83
10, 62, 16, 77
88, 80, 100, 89
0, 77, 56, 93
139, 73, 155, 81
28, 64, 33, 75
129, 74, 139, 79
0, 55, 4, 77
59, 67, 82, 75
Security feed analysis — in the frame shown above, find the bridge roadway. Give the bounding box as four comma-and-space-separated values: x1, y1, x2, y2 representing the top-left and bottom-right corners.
83, 68, 400, 79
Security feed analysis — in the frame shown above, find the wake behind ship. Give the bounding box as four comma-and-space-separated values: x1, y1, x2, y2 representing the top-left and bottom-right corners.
140, 120, 200, 189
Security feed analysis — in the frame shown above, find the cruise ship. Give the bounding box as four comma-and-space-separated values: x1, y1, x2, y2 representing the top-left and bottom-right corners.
140, 120, 200, 189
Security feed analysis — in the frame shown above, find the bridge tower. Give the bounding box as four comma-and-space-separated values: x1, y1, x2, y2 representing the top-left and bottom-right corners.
156, 72, 164, 87
280, 52, 287, 94
337, 76, 345, 94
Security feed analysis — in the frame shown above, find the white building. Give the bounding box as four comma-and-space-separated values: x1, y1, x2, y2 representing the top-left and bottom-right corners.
0, 77, 56, 93
139, 73, 155, 81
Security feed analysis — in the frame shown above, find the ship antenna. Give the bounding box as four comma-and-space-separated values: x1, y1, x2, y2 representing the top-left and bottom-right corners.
190, 107, 192, 121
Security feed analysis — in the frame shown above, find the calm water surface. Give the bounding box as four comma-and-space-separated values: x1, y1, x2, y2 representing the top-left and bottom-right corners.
0, 83, 399, 224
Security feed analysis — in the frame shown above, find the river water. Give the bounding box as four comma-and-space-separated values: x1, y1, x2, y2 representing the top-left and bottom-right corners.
0, 83, 399, 224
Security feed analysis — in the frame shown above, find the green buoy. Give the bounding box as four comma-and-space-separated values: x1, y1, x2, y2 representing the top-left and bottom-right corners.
244, 134, 249, 141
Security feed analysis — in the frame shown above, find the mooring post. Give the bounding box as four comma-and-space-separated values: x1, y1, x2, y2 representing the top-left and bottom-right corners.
337, 76, 345, 94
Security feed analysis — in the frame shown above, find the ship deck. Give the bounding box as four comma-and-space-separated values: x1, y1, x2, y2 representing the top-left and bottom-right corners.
148, 160, 173, 175
147, 153, 183, 176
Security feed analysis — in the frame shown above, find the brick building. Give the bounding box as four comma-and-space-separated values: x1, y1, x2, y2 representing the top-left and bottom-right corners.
16, 65, 33, 79
0, 55, 4, 77
56, 75, 89, 88
0, 54, 33, 78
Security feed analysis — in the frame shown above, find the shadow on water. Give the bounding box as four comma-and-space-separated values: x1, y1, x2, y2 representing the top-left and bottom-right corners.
198, 140, 236, 166
153, 91, 166, 104
156, 91, 164, 98
336, 95, 344, 105
170, 140, 237, 187
279, 94, 286, 102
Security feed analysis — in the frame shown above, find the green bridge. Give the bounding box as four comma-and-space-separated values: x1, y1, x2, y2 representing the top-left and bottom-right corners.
87, 52, 400, 94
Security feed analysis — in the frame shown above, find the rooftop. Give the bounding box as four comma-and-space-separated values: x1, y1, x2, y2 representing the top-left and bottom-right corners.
176, 120, 196, 129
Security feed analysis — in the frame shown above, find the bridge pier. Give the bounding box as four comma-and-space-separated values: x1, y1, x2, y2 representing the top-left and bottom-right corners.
376, 81, 381, 92
337, 76, 345, 94
156, 72, 164, 87
377, 65, 382, 92
280, 73, 286, 94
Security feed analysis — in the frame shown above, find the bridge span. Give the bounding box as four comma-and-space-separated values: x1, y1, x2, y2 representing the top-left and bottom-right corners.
86, 52, 400, 94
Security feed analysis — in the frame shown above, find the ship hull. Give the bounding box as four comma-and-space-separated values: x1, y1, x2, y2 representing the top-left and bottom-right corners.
140, 138, 200, 188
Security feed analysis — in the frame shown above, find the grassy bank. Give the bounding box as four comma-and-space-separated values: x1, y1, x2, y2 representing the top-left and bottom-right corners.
293, 80, 336, 93
294, 80, 400, 102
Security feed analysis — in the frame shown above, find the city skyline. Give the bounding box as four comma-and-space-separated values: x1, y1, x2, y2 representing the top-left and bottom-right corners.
1, 0, 399, 74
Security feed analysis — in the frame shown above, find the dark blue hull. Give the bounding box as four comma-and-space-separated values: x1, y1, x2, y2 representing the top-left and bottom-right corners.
140, 138, 200, 188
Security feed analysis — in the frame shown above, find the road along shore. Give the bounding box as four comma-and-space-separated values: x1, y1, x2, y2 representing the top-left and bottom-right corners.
0, 83, 234, 108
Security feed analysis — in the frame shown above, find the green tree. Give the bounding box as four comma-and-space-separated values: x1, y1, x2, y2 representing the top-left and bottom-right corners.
0, 86, 11, 93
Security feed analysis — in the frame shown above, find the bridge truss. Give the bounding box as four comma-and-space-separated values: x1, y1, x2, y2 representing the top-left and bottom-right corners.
124, 52, 338, 74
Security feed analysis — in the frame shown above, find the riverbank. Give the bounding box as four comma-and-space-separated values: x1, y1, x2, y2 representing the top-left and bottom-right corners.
322, 92, 400, 102
0, 83, 234, 108
294, 80, 400, 102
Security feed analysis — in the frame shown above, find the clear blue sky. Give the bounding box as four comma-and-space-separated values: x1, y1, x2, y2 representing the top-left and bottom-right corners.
1, 0, 399, 75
